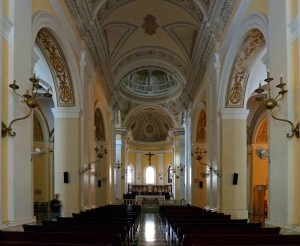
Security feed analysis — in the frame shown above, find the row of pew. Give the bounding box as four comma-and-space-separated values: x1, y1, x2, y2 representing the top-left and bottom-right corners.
159, 205, 300, 245
0, 204, 141, 246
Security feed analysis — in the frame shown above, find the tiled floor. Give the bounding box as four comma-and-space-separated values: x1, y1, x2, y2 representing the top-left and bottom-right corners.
133, 208, 169, 246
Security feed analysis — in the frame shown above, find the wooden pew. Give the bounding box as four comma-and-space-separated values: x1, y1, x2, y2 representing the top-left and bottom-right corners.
0, 231, 122, 246
170, 221, 258, 244
182, 234, 300, 245
0, 242, 102, 246
23, 224, 129, 245
42, 219, 132, 242
176, 227, 281, 246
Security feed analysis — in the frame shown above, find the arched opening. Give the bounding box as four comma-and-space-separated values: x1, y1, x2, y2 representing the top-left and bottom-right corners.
145, 166, 155, 184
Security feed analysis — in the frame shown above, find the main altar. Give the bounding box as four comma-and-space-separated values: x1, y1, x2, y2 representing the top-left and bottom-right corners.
124, 184, 173, 200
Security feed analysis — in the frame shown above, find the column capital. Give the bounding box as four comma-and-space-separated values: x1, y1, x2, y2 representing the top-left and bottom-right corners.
51, 107, 82, 118
219, 108, 249, 120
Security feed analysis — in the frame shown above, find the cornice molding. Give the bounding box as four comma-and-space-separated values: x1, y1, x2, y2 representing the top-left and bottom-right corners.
219, 108, 249, 120
51, 108, 82, 118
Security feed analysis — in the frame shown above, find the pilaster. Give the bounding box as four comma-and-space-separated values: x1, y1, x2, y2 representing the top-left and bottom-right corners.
220, 108, 249, 219
4, 0, 35, 227
52, 107, 82, 216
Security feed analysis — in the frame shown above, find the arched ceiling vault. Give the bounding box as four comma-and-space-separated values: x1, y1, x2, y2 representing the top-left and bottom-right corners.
65, 0, 235, 142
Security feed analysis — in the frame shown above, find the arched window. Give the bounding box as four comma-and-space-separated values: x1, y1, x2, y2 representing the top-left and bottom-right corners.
168, 165, 172, 183
145, 166, 155, 184
127, 164, 134, 184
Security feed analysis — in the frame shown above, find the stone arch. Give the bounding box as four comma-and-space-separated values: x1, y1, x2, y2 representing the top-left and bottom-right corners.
219, 13, 269, 111
32, 11, 82, 110
35, 28, 75, 107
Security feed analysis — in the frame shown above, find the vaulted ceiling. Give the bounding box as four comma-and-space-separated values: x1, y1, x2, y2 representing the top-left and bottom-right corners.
65, 0, 235, 142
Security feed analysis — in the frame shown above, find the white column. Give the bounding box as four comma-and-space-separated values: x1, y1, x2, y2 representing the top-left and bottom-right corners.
158, 153, 164, 185
265, 0, 300, 229
220, 108, 249, 219
52, 108, 82, 216
115, 139, 122, 199
184, 112, 192, 203
171, 129, 185, 200
4, 0, 35, 226
136, 153, 142, 185
0, 0, 4, 227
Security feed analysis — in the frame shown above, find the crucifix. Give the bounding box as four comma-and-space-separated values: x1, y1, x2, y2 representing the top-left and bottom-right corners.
145, 152, 155, 166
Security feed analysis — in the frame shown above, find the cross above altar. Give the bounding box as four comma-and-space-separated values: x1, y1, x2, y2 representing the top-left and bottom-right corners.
145, 152, 155, 166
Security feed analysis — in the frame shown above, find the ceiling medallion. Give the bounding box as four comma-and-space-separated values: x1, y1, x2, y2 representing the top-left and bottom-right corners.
141, 14, 159, 36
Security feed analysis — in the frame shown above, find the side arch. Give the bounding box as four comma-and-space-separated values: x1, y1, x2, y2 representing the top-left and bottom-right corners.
218, 13, 269, 111
32, 11, 83, 110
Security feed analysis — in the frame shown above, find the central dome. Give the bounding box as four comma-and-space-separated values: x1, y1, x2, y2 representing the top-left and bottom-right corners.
119, 68, 181, 101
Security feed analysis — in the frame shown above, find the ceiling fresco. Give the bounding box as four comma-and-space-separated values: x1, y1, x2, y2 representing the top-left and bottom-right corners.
65, 0, 235, 142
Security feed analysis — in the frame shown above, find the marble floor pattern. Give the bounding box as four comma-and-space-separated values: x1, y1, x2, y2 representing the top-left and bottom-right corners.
133, 209, 169, 246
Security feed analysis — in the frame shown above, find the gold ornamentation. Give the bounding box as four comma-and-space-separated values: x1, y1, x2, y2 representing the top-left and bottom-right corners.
94, 108, 105, 140
196, 109, 206, 142
33, 114, 44, 141
36, 28, 74, 106
255, 118, 268, 143
141, 14, 159, 36
228, 30, 265, 106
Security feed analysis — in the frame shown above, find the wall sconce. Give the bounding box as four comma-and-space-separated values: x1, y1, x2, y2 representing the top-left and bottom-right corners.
192, 146, 221, 177
95, 145, 108, 159
159, 171, 163, 180
177, 163, 185, 173
255, 71, 299, 138
2, 76, 52, 137
191, 146, 207, 162
115, 160, 122, 170
79, 145, 107, 175
171, 164, 185, 179
199, 163, 222, 178
137, 171, 141, 180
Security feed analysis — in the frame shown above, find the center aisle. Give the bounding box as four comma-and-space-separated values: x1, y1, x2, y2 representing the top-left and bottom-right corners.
133, 209, 169, 246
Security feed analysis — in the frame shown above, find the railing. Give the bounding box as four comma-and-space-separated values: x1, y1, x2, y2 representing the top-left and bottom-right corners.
122, 79, 176, 95
115, 198, 187, 206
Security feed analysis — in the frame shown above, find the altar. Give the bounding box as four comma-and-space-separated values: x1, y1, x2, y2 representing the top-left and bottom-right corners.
135, 195, 165, 201
135, 195, 165, 207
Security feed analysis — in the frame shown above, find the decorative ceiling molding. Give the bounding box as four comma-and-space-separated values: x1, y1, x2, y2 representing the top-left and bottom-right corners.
95, 0, 136, 24
64, 0, 236, 142
163, 22, 199, 60
164, 0, 204, 23
102, 22, 137, 60
141, 14, 159, 36
124, 106, 174, 142
113, 47, 187, 77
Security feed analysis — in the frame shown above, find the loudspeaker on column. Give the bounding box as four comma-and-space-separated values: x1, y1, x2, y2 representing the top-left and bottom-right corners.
63, 171, 69, 183
233, 172, 238, 185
